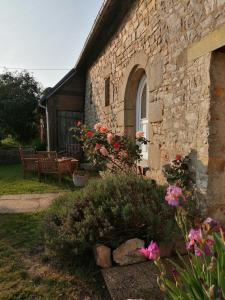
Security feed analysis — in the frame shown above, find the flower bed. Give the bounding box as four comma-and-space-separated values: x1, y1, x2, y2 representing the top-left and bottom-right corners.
139, 176, 225, 299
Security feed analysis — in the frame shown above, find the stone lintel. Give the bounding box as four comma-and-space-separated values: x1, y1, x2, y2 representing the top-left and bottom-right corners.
187, 23, 225, 63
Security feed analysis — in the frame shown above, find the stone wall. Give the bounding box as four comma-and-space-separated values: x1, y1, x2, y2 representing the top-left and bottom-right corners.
84, 0, 225, 217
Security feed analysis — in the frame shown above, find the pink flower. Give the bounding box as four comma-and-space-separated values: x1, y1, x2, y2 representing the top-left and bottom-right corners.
95, 144, 102, 150
136, 131, 144, 139
94, 123, 102, 131
100, 125, 108, 134
138, 241, 160, 260
194, 245, 203, 257
99, 146, 109, 157
165, 185, 183, 206
76, 120, 82, 127
107, 133, 113, 144
186, 228, 202, 250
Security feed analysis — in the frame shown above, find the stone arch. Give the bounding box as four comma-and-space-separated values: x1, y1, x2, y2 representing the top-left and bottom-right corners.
124, 66, 147, 136
119, 51, 149, 136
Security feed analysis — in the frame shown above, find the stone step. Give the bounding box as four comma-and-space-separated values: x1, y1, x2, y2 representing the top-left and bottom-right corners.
102, 261, 163, 300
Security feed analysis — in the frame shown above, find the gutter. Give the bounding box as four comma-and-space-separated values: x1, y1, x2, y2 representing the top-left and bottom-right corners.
39, 101, 50, 151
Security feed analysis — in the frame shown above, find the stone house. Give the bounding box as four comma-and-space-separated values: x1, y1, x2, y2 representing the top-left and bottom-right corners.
41, 0, 225, 222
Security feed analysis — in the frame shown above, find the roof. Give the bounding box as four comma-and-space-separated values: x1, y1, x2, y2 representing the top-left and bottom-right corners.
40, 68, 76, 104
40, 0, 135, 104
75, 0, 135, 71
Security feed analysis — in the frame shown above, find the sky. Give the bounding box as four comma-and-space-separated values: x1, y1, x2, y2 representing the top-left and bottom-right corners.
0, 0, 104, 88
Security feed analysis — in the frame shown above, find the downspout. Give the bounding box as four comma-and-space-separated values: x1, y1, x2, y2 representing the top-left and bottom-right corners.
39, 100, 50, 151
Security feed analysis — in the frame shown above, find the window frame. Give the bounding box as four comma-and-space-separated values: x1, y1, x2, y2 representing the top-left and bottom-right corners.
104, 76, 110, 107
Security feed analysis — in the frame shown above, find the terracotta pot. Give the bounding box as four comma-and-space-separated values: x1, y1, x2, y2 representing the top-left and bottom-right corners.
72, 172, 89, 187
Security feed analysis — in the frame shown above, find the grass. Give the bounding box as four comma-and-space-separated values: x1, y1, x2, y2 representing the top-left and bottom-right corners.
0, 164, 75, 195
0, 213, 106, 299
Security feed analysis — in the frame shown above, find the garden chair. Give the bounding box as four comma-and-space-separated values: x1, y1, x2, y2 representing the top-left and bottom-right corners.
19, 147, 38, 177
36, 151, 57, 159
37, 157, 72, 182
58, 144, 81, 160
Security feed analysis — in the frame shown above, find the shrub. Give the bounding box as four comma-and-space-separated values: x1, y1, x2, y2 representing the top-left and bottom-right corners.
44, 175, 176, 258
71, 122, 148, 174
32, 137, 46, 151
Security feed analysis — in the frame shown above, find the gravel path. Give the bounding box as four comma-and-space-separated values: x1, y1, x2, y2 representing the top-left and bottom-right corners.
0, 193, 63, 213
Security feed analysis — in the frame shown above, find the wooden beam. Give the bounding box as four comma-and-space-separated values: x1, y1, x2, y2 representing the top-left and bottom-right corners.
56, 90, 84, 97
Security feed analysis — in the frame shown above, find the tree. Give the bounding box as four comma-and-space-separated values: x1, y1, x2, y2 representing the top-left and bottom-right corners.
0, 71, 42, 144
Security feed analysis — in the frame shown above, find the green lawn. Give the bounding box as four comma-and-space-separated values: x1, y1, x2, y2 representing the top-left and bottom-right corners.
0, 213, 105, 299
0, 164, 75, 195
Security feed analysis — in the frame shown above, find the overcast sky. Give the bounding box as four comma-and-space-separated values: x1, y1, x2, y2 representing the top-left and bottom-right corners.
0, 0, 103, 88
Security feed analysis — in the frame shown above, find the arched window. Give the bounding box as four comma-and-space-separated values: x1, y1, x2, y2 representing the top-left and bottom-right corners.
136, 75, 148, 160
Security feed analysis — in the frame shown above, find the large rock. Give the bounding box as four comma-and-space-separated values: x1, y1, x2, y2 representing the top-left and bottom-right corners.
113, 238, 146, 266
102, 261, 162, 300
94, 244, 112, 268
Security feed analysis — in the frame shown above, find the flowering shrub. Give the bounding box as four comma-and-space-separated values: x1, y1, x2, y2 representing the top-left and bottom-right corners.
71, 121, 148, 174
162, 154, 193, 188
139, 186, 225, 300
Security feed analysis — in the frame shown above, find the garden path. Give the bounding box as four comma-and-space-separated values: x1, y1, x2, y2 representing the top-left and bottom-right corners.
0, 193, 63, 213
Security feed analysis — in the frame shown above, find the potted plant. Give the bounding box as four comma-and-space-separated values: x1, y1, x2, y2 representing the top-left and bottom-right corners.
72, 169, 89, 187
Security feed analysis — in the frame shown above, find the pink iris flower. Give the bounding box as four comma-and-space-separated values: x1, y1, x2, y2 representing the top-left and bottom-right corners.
165, 185, 183, 206
194, 245, 203, 257
186, 228, 202, 250
138, 241, 160, 260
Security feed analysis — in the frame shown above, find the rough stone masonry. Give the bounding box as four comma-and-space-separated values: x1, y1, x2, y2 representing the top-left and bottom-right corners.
84, 0, 225, 222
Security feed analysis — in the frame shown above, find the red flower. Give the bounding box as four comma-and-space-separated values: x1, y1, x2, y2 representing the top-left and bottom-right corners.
175, 154, 182, 161
87, 131, 93, 138
113, 142, 120, 151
